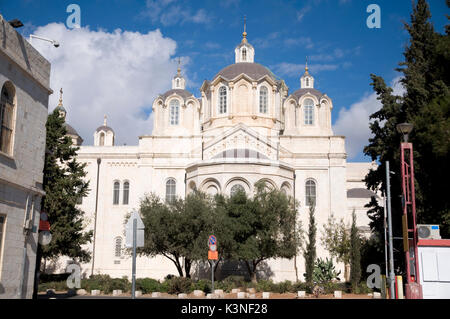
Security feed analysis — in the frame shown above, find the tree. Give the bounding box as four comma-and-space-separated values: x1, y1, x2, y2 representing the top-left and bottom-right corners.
136, 191, 214, 277
40, 109, 92, 263
350, 211, 361, 289
321, 213, 351, 281
363, 0, 450, 272
303, 203, 317, 284
219, 182, 302, 283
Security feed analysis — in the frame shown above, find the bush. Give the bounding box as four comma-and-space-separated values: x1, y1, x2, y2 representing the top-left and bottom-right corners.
192, 279, 211, 293
312, 258, 341, 283
165, 277, 193, 294
38, 281, 68, 292
271, 280, 293, 294
292, 281, 312, 293
351, 281, 372, 294
216, 275, 247, 292
136, 278, 161, 294
256, 280, 274, 292
81, 274, 130, 294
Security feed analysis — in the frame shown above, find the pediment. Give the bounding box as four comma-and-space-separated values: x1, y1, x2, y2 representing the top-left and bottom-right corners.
203, 124, 290, 160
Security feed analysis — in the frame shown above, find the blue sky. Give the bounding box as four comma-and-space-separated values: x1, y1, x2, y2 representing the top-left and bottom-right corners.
1, 0, 449, 161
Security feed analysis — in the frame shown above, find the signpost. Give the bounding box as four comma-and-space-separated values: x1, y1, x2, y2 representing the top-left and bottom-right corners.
125, 211, 145, 299
208, 235, 218, 292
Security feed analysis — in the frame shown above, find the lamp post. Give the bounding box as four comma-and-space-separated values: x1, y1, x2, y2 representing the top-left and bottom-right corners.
396, 122, 422, 299
29, 35, 60, 47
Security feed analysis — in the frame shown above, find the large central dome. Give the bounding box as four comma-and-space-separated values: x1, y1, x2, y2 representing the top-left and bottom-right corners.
215, 62, 278, 81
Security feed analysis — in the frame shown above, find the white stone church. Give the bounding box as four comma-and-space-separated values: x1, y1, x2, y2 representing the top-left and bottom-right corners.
52, 30, 379, 282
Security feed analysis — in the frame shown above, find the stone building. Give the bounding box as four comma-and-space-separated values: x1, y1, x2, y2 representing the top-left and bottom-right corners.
54, 30, 380, 282
0, 14, 51, 298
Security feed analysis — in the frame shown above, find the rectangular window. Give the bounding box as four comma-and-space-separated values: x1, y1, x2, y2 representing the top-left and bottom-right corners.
0, 215, 5, 267
0, 100, 14, 154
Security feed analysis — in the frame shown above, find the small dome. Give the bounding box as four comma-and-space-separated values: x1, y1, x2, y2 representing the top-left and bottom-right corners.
64, 123, 79, 137
292, 88, 324, 100
95, 125, 114, 134
160, 88, 194, 102
215, 63, 277, 81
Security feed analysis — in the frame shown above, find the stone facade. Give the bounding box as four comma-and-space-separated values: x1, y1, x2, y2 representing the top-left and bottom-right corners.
52, 32, 380, 283
0, 14, 51, 298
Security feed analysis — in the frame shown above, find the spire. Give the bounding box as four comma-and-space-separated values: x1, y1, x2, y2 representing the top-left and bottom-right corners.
103, 114, 107, 126
172, 58, 186, 89
177, 57, 181, 76
300, 57, 314, 89
242, 15, 247, 43
58, 88, 62, 106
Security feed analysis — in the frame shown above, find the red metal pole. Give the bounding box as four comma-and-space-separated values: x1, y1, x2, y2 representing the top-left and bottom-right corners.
401, 142, 423, 299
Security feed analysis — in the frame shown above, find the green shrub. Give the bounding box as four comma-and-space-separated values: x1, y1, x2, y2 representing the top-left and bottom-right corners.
192, 279, 211, 293
136, 278, 161, 294
165, 277, 193, 294
312, 258, 341, 283
292, 281, 312, 293
216, 275, 246, 292
351, 281, 372, 294
80, 274, 130, 294
38, 281, 68, 292
271, 280, 293, 293
256, 280, 274, 292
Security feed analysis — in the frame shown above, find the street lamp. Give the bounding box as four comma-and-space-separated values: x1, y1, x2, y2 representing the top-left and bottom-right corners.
29, 34, 60, 48
396, 123, 414, 142
396, 122, 423, 299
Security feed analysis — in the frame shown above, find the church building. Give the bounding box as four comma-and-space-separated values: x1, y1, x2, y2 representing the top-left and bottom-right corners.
54, 29, 379, 282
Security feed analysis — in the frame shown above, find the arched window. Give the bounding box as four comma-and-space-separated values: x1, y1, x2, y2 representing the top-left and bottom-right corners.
230, 184, 245, 196
242, 48, 247, 61
176, 79, 180, 87
123, 181, 129, 205
113, 181, 120, 205
170, 100, 179, 125
114, 237, 122, 258
0, 83, 15, 155
99, 132, 105, 146
259, 86, 268, 113
305, 179, 316, 206
166, 178, 176, 203
304, 98, 314, 125
219, 86, 227, 114
306, 78, 310, 87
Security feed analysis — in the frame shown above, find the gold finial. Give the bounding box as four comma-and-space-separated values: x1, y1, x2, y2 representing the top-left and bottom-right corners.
103, 114, 107, 126
177, 57, 181, 76
58, 88, 63, 106
305, 56, 309, 73
242, 15, 247, 42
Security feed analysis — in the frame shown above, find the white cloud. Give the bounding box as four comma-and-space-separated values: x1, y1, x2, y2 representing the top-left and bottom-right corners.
284, 36, 314, 49
297, 5, 312, 22
144, 0, 212, 26
333, 77, 405, 159
31, 23, 179, 146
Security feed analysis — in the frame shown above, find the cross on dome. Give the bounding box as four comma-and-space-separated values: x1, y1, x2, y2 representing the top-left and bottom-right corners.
172, 57, 186, 89
235, 15, 254, 63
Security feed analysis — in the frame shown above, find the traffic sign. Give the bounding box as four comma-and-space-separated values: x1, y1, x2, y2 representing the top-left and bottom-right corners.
208, 250, 218, 260
208, 235, 216, 246
125, 211, 145, 248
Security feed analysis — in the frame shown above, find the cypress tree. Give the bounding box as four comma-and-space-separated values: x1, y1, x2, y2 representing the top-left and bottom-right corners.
304, 203, 317, 284
350, 211, 361, 290
40, 109, 92, 263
